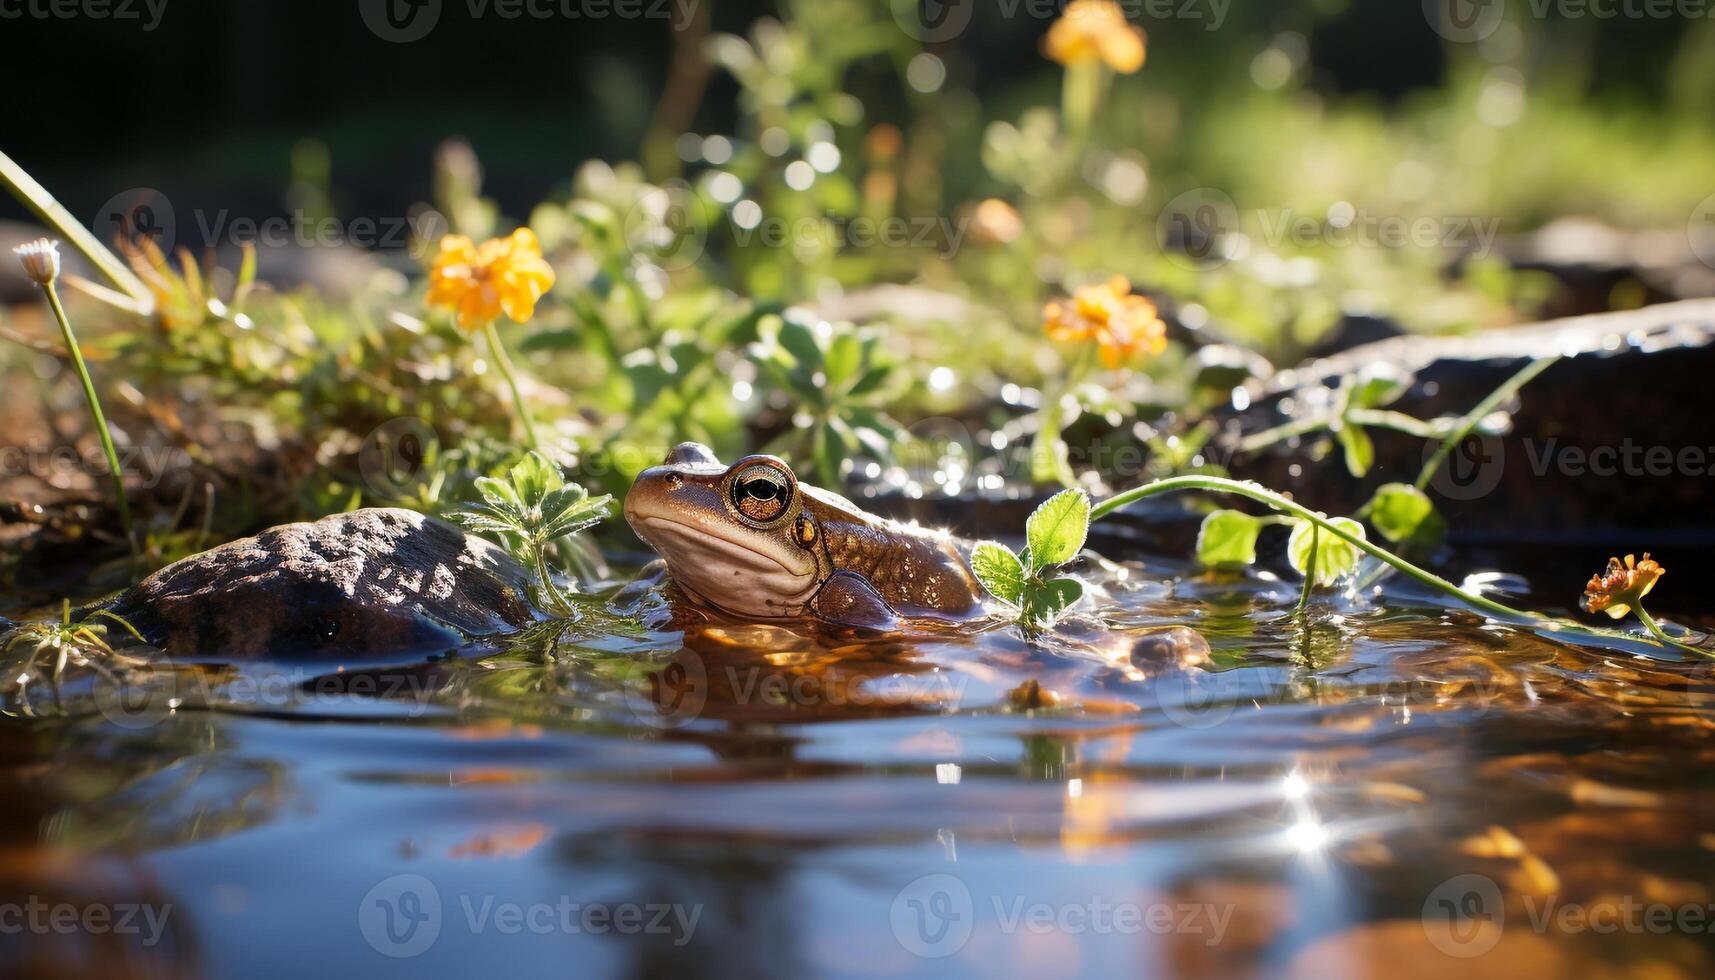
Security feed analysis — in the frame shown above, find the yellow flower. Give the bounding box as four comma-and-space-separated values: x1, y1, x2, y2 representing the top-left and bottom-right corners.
1580, 553, 1665, 620
427, 228, 555, 332
1044, 0, 1147, 74
1044, 276, 1167, 368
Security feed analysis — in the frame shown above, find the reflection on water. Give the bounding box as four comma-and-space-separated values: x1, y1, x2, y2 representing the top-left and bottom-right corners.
3, 547, 1714, 978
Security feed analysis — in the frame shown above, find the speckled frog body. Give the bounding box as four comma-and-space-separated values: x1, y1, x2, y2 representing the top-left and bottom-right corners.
623, 443, 985, 629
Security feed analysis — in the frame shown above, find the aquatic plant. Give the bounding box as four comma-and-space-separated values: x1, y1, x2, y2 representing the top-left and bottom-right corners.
972, 489, 1092, 628
11, 239, 137, 559
452, 451, 613, 618
0, 602, 149, 716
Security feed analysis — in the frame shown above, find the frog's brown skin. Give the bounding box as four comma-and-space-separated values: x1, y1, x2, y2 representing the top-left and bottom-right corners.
623, 443, 985, 630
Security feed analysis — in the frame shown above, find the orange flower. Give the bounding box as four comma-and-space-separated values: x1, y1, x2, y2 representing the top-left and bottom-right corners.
427, 228, 555, 332
1044, 275, 1166, 368
1044, 0, 1147, 74
1580, 553, 1665, 620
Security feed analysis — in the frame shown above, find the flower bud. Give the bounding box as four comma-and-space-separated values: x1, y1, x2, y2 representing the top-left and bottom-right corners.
13, 238, 61, 286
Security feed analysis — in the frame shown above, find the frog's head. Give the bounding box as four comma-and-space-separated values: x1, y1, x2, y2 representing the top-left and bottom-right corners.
624, 443, 826, 618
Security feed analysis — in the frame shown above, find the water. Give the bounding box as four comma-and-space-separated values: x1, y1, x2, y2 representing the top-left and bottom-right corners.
3, 546, 1714, 978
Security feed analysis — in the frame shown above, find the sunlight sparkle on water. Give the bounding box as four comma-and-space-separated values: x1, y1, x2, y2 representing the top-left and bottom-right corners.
1285, 817, 1329, 853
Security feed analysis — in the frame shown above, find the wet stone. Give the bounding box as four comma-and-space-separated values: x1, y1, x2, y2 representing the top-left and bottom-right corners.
96, 508, 538, 661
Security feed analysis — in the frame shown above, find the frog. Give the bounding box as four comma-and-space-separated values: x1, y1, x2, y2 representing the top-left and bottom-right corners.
623, 443, 986, 630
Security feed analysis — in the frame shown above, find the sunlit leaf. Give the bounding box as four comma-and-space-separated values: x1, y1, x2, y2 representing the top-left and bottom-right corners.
1335, 423, 1374, 478
1025, 489, 1090, 569
971, 542, 1026, 606
1366, 483, 1440, 544
1196, 510, 1263, 567
1287, 517, 1366, 587
1022, 578, 1083, 627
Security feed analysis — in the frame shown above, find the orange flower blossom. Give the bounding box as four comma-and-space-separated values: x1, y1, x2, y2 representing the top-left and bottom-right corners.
427, 228, 556, 332
1044, 275, 1167, 368
1044, 0, 1147, 74
1580, 553, 1665, 620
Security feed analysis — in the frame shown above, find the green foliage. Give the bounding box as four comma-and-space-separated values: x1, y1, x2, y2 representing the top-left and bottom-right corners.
1364, 483, 1442, 546
754, 314, 904, 487
1287, 516, 1366, 588
453, 452, 613, 617
1024, 487, 1090, 567
972, 489, 1091, 629
1195, 510, 1263, 568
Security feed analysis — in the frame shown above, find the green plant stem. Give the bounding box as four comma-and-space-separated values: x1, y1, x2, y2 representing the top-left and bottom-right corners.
1092, 475, 1698, 653
1635, 607, 1706, 656
1415, 355, 1558, 492
40, 281, 136, 559
1295, 524, 1318, 614
1061, 61, 1102, 146
531, 544, 574, 618
0, 151, 154, 312
482, 320, 540, 450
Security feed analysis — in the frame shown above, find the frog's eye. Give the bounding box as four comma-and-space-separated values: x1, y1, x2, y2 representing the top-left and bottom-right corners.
728, 459, 794, 525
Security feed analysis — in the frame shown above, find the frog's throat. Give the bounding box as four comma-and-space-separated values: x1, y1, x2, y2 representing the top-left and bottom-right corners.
632, 515, 821, 618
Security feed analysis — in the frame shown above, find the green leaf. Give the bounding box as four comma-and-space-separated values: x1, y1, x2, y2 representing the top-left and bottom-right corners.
1022, 578, 1084, 627
1025, 489, 1091, 569
1366, 483, 1439, 544
1348, 368, 1407, 409
508, 451, 564, 504
847, 363, 891, 397
474, 475, 522, 514
1335, 423, 1374, 478
776, 319, 823, 372
825, 332, 861, 387
1196, 510, 1263, 567
971, 542, 1027, 605
1287, 517, 1366, 587
814, 422, 847, 487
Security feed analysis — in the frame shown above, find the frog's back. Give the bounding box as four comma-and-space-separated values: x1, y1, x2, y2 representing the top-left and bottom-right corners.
801, 487, 983, 616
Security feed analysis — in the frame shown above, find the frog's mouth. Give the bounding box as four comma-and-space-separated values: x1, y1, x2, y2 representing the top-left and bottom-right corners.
631, 515, 821, 619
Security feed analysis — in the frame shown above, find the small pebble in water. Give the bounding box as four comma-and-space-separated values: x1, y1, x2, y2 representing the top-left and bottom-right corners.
1129, 625, 1213, 671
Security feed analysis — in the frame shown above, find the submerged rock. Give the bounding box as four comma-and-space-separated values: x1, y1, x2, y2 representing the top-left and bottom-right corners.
96, 508, 538, 660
